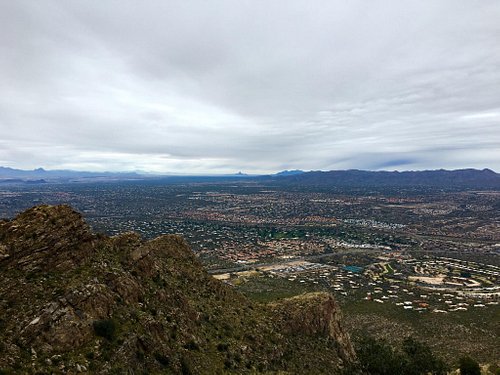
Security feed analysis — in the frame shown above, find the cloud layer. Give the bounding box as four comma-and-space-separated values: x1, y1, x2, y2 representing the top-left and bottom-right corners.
1, 0, 499, 173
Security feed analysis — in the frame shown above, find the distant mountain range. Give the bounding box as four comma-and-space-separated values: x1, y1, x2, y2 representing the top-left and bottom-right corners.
1, 166, 498, 189
266, 168, 500, 189
0, 167, 142, 182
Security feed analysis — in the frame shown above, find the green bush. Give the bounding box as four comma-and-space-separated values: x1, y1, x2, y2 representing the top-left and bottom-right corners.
217, 342, 229, 352
180, 355, 194, 375
355, 335, 407, 374
92, 319, 117, 341
459, 356, 481, 375
402, 337, 448, 375
353, 335, 448, 375
183, 340, 200, 351
154, 352, 170, 366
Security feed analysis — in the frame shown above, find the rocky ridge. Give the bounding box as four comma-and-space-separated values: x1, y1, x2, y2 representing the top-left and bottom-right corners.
0, 205, 355, 374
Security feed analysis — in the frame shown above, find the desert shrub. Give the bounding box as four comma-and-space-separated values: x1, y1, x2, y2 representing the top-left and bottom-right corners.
355, 335, 407, 374
217, 342, 229, 352
459, 356, 481, 375
353, 335, 448, 375
402, 337, 448, 375
180, 355, 194, 375
92, 319, 117, 341
154, 352, 169, 366
183, 340, 199, 351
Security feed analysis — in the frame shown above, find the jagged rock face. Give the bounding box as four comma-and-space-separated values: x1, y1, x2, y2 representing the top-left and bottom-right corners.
0, 205, 96, 271
0, 205, 355, 374
272, 293, 356, 363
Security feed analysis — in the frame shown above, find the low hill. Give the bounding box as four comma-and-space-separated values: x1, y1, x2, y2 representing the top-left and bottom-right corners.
0, 205, 355, 374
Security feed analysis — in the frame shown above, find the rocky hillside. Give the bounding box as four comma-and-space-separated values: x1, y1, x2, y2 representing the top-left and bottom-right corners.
0, 205, 355, 374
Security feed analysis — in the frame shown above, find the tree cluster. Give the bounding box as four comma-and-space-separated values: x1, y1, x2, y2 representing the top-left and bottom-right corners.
346, 335, 448, 375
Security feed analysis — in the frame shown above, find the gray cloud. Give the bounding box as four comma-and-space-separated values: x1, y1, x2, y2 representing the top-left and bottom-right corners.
1, 0, 499, 173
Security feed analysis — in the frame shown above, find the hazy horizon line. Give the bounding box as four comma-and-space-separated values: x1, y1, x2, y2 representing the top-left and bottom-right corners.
0, 165, 497, 176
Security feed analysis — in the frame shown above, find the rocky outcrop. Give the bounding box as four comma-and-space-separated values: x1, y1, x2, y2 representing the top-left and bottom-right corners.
0, 205, 355, 374
272, 292, 356, 363
0, 205, 96, 271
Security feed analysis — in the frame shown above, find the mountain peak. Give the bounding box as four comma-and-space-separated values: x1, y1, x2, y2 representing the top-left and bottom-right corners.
275, 169, 305, 176
0, 205, 95, 271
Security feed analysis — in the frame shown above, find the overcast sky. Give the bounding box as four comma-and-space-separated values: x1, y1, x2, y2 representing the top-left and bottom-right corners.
1, 1, 499, 174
